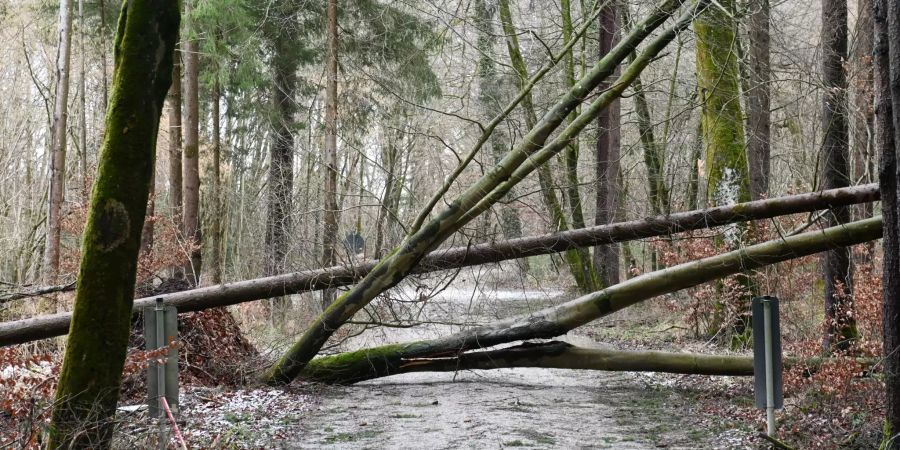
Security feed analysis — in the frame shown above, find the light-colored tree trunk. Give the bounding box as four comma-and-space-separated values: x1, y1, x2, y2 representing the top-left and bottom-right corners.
44, 0, 73, 284
322, 0, 340, 308
47, 3, 179, 446
183, 0, 202, 286
77, 0, 87, 199
821, 0, 857, 351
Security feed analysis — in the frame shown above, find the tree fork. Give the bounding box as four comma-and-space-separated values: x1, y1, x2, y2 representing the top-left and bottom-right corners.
0, 184, 879, 346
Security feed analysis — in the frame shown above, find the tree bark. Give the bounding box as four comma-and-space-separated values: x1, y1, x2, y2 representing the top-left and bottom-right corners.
880, 0, 900, 442
821, 0, 857, 351
852, 0, 874, 222
182, 0, 202, 286
0, 185, 879, 347
747, 0, 770, 200
297, 217, 883, 385
322, 0, 340, 308
210, 76, 222, 284
594, 1, 622, 288
695, 0, 749, 208
44, 0, 73, 284
168, 42, 183, 217
47, 3, 179, 446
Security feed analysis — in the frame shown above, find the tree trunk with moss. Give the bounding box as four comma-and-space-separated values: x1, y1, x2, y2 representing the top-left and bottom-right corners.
48, 2, 179, 447
263, 0, 701, 386
821, 0, 857, 351
322, 0, 339, 308
297, 217, 883, 385
694, 0, 753, 341
498, 0, 593, 290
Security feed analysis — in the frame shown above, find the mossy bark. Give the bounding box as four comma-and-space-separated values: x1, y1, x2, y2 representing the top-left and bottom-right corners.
695, 1, 754, 343
694, 0, 749, 207
48, 2, 179, 448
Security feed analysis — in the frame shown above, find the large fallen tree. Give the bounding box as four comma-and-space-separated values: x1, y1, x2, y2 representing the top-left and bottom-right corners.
296, 216, 883, 384
376, 341, 875, 378
0, 184, 877, 346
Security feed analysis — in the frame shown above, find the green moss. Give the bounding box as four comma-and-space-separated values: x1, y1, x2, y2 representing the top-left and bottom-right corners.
694, 0, 749, 206
48, 2, 180, 448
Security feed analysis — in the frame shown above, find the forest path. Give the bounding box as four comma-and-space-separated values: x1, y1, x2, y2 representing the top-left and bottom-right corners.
290, 283, 716, 449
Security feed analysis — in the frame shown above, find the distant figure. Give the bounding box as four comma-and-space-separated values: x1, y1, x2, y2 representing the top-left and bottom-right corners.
344, 232, 365, 258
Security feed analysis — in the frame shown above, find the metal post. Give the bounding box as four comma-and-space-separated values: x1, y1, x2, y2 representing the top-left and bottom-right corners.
763, 299, 776, 436
155, 298, 167, 449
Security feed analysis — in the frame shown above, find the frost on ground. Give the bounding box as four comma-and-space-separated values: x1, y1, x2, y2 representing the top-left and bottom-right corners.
114, 385, 317, 448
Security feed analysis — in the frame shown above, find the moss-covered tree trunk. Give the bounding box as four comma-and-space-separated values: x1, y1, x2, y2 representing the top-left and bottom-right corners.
694, 0, 753, 342
48, 1, 179, 447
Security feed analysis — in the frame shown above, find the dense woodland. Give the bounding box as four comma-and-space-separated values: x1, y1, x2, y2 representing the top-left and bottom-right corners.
1, 0, 900, 448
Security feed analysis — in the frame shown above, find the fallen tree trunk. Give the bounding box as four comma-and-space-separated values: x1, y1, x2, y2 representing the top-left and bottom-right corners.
369, 341, 874, 385
393, 341, 756, 377
0, 185, 878, 346
297, 216, 883, 384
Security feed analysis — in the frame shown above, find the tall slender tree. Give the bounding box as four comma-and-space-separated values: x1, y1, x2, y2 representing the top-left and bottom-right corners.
44, 0, 73, 283
322, 0, 340, 308
594, 1, 621, 287
183, 0, 202, 285
48, 2, 179, 446
821, 0, 857, 351
747, 0, 770, 201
